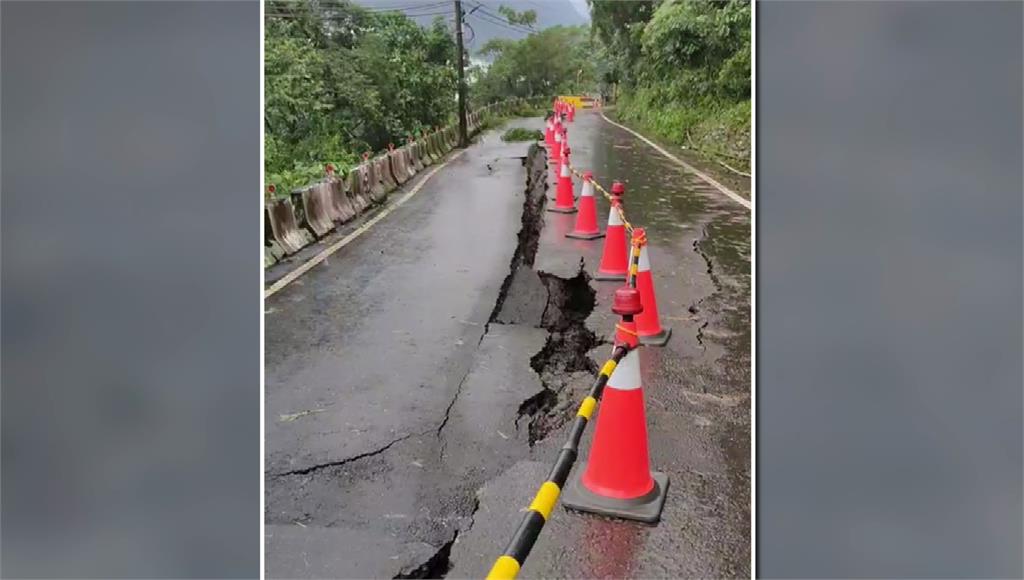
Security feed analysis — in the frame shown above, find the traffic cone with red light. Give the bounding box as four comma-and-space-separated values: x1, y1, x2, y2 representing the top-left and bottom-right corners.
561, 285, 669, 523
566, 171, 603, 239
549, 146, 577, 213
594, 182, 629, 281
629, 228, 672, 346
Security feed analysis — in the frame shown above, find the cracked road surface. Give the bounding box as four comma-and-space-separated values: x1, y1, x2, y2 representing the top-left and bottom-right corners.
265, 112, 751, 579
265, 129, 546, 578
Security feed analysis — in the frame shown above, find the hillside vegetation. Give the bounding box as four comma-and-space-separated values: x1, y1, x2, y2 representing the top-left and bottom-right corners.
592, 0, 751, 167
265, 0, 457, 194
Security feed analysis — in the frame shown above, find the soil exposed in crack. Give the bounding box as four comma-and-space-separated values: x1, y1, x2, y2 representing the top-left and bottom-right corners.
393, 534, 457, 579
482, 146, 606, 448
516, 269, 601, 446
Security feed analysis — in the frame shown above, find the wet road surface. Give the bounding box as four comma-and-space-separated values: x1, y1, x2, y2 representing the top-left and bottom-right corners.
451, 112, 751, 579
265, 131, 541, 578
265, 111, 751, 578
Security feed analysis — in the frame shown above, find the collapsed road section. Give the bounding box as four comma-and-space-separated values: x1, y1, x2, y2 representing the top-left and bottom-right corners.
267, 111, 751, 579
265, 135, 613, 579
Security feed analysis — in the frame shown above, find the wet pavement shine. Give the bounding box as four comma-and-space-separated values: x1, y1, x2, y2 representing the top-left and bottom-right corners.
265, 111, 751, 579
451, 111, 751, 579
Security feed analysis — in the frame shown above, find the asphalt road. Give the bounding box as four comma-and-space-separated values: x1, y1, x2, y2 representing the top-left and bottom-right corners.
265, 112, 751, 578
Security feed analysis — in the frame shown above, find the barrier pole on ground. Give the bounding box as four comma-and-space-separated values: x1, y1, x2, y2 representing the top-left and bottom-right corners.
485, 343, 632, 580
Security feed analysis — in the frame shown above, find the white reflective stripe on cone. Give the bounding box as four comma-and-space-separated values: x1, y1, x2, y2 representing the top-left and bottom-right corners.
638, 244, 651, 272
561, 162, 571, 178
554, 131, 562, 143
608, 205, 623, 226
581, 181, 594, 197
607, 349, 641, 391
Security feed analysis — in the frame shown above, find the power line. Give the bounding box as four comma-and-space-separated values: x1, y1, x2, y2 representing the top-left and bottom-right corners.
467, 11, 532, 35
266, 9, 453, 19
269, 0, 448, 7
472, 1, 535, 29
365, 1, 452, 13
468, 8, 532, 34
467, 2, 534, 34
266, 1, 452, 15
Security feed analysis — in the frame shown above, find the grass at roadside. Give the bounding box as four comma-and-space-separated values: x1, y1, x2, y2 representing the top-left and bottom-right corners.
615, 89, 750, 172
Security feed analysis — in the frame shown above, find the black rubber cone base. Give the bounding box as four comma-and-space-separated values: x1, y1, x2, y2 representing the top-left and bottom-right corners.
639, 327, 672, 346
566, 231, 605, 240
547, 206, 577, 214
561, 469, 669, 524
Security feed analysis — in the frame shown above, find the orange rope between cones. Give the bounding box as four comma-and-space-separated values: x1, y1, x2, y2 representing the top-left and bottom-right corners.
565, 162, 634, 234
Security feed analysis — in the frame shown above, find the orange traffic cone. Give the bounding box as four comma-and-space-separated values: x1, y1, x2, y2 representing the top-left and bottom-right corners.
544, 116, 554, 146
567, 171, 603, 239
550, 146, 577, 213
550, 121, 563, 165
562, 286, 669, 523
568, 104, 576, 122
629, 228, 672, 346
594, 182, 629, 281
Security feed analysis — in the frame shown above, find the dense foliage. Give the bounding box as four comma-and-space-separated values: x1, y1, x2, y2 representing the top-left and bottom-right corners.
591, 0, 751, 166
264, 0, 750, 195
265, 0, 457, 195
469, 26, 600, 106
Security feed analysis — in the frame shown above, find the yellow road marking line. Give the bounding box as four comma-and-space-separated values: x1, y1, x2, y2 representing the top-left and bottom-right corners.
265, 149, 468, 298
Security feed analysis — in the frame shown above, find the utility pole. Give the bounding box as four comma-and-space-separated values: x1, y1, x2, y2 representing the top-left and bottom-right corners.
454, 0, 468, 147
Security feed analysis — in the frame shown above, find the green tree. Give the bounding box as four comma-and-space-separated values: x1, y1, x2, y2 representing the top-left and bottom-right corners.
471, 26, 597, 104
588, 0, 751, 166
264, 0, 457, 193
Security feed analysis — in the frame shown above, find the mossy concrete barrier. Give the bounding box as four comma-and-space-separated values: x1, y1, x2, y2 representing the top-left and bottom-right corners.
329, 178, 356, 223
420, 132, 438, 165
400, 144, 418, 179
266, 198, 313, 255
375, 154, 397, 194
297, 182, 335, 238
348, 163, 372, 213
388, 145, 410, 185
408, 138, 425, 171
265, 97, 523, 269
366, 155, 388, 203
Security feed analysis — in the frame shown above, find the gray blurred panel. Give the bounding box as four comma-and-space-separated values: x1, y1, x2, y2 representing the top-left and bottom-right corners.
1, 2, 260, 577
758, 2, 1023, 577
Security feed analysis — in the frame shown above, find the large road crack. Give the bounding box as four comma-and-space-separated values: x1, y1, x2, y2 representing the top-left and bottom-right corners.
515, 265, 601, 446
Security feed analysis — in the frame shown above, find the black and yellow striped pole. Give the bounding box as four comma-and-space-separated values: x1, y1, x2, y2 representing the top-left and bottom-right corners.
485, 344, 631, 580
